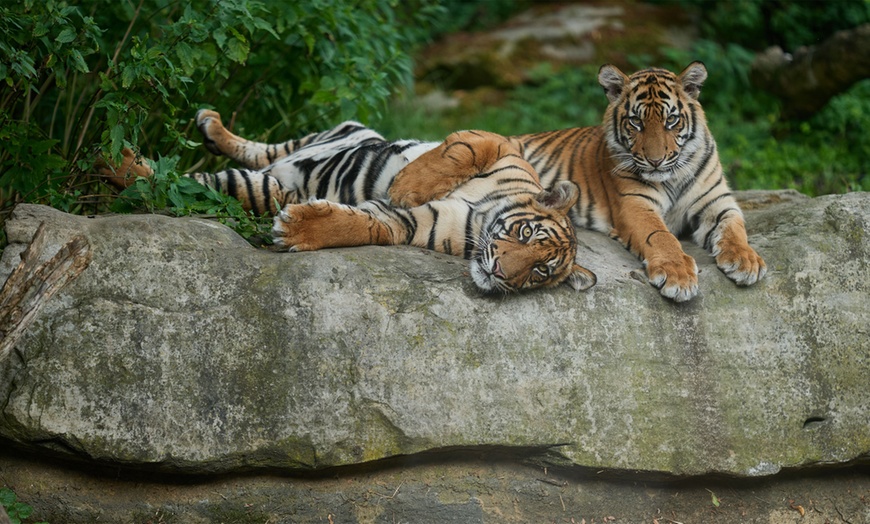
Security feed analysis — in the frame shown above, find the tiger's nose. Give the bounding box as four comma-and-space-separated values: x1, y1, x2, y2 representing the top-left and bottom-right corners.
647, 157, 664, 168
492, 260, 506, 279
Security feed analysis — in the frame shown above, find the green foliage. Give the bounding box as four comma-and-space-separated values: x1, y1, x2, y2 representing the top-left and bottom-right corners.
380, 63, 604, 140
1, 0, 440, 226
664, 0, 870, 51
487, 64, 605, 133
0, 487, 48, 524
430, 0, 527, 35
110, 156, 272, 240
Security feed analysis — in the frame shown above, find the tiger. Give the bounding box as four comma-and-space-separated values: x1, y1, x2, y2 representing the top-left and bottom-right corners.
101, 110, 597, 294
389, 62, 767, 302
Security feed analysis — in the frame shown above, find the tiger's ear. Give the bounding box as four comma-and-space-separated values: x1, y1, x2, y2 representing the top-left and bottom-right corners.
564, 263, 597, 292
535, 180, 579, 215
598, 64, 628, 102
679, 61, 707, 99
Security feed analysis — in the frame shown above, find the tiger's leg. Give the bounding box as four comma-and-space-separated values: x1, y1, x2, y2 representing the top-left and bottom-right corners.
195, 110, 382, 170
274, 197, 479, 253
690, 198, 767, 286
613, 196, 699, 302
388, 130, 529, 207
186, 169, 299, 215
97, 147, 155, 189
272, 200, 413, 252
195, 109, 312, 169
711, 214, 767, 285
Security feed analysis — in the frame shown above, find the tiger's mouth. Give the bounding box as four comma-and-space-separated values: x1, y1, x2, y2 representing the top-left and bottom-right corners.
469, 230, 508, 293
469, 258, 512, 294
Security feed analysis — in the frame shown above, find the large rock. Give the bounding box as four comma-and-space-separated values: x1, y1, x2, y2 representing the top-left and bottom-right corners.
1, 191, 868, 478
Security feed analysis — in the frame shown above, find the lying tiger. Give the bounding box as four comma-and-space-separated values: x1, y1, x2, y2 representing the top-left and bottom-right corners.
392, 61, 767, 302
103, 117, 597, 294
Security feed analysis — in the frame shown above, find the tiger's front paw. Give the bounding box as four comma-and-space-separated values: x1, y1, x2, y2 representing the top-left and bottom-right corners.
195, 109, 226, 156
644, 253, 699, 302
271, 201, 336, 252
715, 244, 767, 286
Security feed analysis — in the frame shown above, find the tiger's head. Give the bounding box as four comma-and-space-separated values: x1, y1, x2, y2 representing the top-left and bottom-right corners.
470, 180, 597, 294
598, 62, 708, 183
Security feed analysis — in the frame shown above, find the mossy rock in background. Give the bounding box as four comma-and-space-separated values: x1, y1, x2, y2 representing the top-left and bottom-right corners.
416, 1, 696, 90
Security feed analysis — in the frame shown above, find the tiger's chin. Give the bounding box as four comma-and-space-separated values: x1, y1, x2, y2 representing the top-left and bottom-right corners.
639, 169, 675, 183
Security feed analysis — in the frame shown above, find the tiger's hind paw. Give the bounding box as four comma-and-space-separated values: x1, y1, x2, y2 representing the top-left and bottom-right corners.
96, 147, 154, 189
715, 245, 767, 286
195, 109, 226, 156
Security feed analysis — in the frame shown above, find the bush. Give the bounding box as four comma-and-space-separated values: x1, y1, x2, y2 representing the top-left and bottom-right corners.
0, 0, 441, 226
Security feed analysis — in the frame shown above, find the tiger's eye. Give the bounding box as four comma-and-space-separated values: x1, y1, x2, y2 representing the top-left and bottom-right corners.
666, 114, 680, 127
520, 224, 533, 240
628, 116, 643, 130
534, 263, 549, 276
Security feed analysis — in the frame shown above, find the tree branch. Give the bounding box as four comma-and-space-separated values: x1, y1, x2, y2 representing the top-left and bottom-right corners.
0, 223, 92, 362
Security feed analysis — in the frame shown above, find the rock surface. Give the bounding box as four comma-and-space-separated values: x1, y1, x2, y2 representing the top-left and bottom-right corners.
417, 1, 696, 89
1, 191, 869, 479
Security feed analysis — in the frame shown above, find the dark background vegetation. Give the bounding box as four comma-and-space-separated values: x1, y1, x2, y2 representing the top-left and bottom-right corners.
1, 0, 868, 243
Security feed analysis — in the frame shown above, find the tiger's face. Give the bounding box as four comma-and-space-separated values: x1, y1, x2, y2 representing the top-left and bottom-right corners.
598, 62, 708, 183
470, 181, 596, 294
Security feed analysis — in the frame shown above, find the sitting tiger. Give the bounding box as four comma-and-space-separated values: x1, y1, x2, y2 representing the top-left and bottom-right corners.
102, 111, 597, 294
391, 62, 767, 302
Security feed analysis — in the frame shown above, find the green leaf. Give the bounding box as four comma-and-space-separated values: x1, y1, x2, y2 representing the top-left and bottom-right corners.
120, 64, 136, 88
33, 22, 48, 37
708, 489, 720, 508
56, 27, 76, 43
226, 36, 249, 63
175, 176, 208, 194
251, 17, 280, 39
110, 124, 125, 159
175, 41, 196, 74
152, 155, 178, 175
69, 48, 89, 73
167, 184, 188, 210
213, 28, 227, 49
0, 487, 16, 505
13, 501, 33, 519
